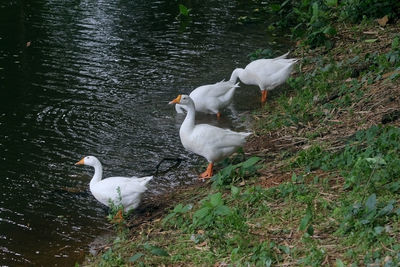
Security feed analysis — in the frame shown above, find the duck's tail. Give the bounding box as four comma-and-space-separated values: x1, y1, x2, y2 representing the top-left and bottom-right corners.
136, 176, 153, 186
274, 51, 290, 60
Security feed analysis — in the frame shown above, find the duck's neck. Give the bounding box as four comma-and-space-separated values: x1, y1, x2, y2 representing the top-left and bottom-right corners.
180, 100, 196, 135
230, 67, 259, 85
89, 162, 103, 188
229, 68, 243, 83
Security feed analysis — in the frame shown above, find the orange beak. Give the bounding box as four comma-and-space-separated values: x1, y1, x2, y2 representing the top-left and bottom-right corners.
75, 158, 85, 165
169, 95, 182, 104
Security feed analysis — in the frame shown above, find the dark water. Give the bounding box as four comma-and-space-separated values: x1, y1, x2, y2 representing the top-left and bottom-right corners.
0, 0, 288, 265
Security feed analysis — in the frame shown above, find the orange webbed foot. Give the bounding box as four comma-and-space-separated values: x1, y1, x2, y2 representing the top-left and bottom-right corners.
199, 162, 213, 179
261, 90, 268, 104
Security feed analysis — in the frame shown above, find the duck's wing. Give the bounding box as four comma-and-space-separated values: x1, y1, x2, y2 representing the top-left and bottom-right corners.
129, 175, 153, 187
261, 60, 298, 89
95, 177, 148, 195
245, 58, 297, 83
207, 81, 239, 98
191, 81, 238, 99
192, 124, 250, 149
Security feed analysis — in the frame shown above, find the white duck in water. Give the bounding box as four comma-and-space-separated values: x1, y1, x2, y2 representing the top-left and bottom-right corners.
229, 52, 298, 103
75, 156, 153, 212
170, 95, 251, 178
175, 80, 239, 119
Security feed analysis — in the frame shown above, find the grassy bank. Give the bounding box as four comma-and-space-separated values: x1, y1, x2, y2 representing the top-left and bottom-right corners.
83, 5, 400, 267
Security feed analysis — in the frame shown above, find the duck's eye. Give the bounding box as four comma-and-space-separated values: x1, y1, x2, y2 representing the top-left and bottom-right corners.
86, 156, 90, 159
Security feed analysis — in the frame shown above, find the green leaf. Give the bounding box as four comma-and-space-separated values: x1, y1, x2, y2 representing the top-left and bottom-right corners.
162, 213, 175, 223
150, 247, 169, 257
215, 205, 231, 216
365, 157, 386, 165
360, 219, 370, 225
336, 259, 345, 267
279, 245, 290, 254
221, 164, 234, 176
241, 156, 261, 168
181, 204, 193, 213
144, 243, 169, 256
299, 213, 312, 231
307, 225, 314, 236
194, 207, 211, 219
231, 247, 239, 255
325, 0, 337, 7
395, 208, 400, 215
365, 194, 377, 211
291, 172, 297, 183
392, 36, 399, 50
378, 201, 394, 216
374, 226, 384, 235
231, 186, 240, 196
323, 26, 337, 36
129, 253, 144, 262
270, 4, 281, 12
312, 2, 319, 21
179, 4, 189, 16
365, 39, 378, 43
210, 193, 223, 207
173, 204, 183, 212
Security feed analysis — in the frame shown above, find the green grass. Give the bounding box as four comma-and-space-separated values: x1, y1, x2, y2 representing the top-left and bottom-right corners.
255, 35, 400, 135
86, 124, 400, 265
82, 18, 400, 267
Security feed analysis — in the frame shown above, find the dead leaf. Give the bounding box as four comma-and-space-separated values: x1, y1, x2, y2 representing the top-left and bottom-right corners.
195, 241, 208, 250
382, 70, 400, 79
197, 241, 207, 247
377, 15, 388, 27
363, 31, 378, 35
26, 41, 31, 47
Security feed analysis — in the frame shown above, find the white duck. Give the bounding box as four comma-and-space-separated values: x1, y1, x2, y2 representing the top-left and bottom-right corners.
75, 156, 153, 212
170, 94, 251, 178
229, 52, 298, 103
175, 80, 239, 118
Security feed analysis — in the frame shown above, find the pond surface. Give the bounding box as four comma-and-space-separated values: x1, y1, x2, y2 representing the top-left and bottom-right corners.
0, 0, 288, 265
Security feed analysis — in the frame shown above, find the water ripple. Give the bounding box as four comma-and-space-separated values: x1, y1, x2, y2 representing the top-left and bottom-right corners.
0, 0, 288, 265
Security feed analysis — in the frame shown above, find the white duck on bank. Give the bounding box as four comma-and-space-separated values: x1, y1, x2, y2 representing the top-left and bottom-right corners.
175, 80, 239, 119
75, 156, 153, 212
229, 52, 298, 103
170, 94, 251, 178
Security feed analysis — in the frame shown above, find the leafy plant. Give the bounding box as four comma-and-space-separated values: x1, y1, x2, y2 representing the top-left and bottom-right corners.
143, 243, 170, 257
191, 193, 246, 243
338, 194, 399, 244
212, 156, 261, 188
293, 145, 324, 171
339, 0, 400, 23
100, 248, 125, 266
107, 187, 126, 225
163, 203, 193, 228
178, 4, 190, 17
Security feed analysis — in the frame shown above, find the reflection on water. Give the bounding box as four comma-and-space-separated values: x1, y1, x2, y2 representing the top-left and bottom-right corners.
0, 0, 288, 265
